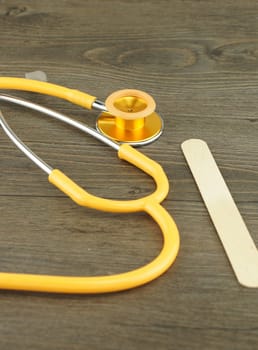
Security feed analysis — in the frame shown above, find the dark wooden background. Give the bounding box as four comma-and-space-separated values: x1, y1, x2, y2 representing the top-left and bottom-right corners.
1, 0, 258, 349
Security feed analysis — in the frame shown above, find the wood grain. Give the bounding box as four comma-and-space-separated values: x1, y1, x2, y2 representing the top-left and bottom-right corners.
1, 0, 258, 349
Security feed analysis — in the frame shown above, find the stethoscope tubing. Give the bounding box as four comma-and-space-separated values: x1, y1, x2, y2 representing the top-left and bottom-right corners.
0, 79, 180, 294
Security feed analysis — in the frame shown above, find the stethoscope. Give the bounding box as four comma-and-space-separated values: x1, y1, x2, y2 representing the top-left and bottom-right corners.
0, 77, 180, 294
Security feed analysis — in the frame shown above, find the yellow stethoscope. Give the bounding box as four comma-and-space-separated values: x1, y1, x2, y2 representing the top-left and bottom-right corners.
0, 77, 180, 294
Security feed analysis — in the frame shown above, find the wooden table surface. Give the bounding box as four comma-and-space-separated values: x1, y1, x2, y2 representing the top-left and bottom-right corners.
1, 1, 258, 349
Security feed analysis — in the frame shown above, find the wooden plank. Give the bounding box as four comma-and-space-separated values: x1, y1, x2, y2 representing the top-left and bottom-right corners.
0, 0, 258, 349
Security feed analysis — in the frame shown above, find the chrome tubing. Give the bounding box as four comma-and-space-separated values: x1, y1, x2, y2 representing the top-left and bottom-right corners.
0, 93, 120, 174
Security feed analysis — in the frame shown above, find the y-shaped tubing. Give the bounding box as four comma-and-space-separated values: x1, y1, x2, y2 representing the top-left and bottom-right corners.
0, 89, 180, 294
0, 143, 180, 293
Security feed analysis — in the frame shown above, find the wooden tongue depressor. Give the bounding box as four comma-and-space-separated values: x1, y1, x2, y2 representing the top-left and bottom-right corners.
181, 139, 258, 287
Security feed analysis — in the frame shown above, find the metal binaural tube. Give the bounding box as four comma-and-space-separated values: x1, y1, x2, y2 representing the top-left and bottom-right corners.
0, 94, 119, 150
0, 93, 120, 174
92, 99, 107, 112
0, 110, 53, 174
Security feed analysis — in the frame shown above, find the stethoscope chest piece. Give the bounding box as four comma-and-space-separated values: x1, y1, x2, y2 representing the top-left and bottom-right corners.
96, 89, 163, 146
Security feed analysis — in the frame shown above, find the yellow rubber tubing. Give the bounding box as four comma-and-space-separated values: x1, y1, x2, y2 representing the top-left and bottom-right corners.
0, 203, 179, 293
0, 144, 180, 294
0, 77, 96, 109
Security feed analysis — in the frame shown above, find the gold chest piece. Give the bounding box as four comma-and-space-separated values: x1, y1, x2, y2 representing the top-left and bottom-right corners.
96, 89, 163, 146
